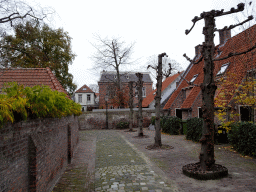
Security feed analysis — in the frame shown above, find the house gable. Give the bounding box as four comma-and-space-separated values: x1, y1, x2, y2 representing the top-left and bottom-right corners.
164, 24, 256, 121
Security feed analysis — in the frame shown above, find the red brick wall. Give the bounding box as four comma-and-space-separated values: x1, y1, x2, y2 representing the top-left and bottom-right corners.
0, 115, 79, 192
98, 82, 152, 109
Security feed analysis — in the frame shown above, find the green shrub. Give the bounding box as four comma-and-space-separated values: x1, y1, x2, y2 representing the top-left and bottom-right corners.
116, 121, 129, 129
161, 116, 181, 135
228, 122, 256, 157
182, 120, 187, 135
151, 116, 156, 125
0, 82, 82, 128
186, 117, 203, 142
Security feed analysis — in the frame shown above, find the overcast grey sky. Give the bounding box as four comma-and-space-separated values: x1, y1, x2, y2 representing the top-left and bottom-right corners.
28, 0, 254, 91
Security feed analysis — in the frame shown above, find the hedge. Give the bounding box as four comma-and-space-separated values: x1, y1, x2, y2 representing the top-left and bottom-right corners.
161, 116, 181, 135
228, 121, 256, 157
186, 117, 203, 142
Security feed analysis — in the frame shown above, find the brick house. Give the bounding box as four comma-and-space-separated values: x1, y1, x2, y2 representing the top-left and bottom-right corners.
0, 67, 69, 97
75, 84, 98, 111
163, 24, 256, 124
98, 71, 153, 109
142, 72, 183, 108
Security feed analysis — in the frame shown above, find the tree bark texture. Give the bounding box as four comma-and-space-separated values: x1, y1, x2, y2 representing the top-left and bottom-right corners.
136, 73, 144, 136
154, 53, 167, 147
199, 14, 217, 171
129, 81, 134, 131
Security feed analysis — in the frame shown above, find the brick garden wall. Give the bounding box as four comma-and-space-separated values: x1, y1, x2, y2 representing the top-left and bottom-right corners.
0, 115, 79, 192
79, 108, 157, 130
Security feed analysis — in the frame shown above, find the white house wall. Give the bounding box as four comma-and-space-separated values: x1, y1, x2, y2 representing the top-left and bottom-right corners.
75, 93, 95, 106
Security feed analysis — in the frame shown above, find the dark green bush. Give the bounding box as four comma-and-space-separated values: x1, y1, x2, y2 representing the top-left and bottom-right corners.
186, 117, 203, 142
116, 121, 129, 129
228, 122, 256, 157
151, 116, 156, 125
161, 116, 181, 135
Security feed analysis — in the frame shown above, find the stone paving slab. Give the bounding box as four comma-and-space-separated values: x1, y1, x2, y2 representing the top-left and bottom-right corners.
94, 131, 176, 192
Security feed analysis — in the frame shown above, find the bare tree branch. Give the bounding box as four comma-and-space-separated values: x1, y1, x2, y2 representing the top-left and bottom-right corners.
213, 43, 256, 61
185, 3, 245, 35
215, 15, 253, 32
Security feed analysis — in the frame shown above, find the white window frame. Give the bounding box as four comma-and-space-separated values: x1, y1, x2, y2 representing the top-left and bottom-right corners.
78, 94, 82, 103
217, 63, 229, 76
190, 74, 198, 83
87, 94, 91, 103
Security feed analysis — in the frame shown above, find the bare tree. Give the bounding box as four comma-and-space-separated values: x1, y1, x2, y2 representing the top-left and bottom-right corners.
89, 84, 99, 93
148, 53, 168, 147
182, 3, 255, 179
233, 0, 256, 31
90, 34, 135, 89
128, 81, 136, 132
136, 73, 144, 137
0, 0, 54, 36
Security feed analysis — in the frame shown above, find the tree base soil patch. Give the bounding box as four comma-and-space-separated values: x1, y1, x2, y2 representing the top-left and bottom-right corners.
182, 162, 228, 180
146, 144, 174, 150
124, 129, 137, 132
133, 135, 149, 138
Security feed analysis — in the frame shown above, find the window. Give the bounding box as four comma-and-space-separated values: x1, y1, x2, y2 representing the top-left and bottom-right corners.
126, 75, 129, 79
110, 106, 114, 109
217, 63, 229, 76
175, 108, 182, 119
78, 94, 82, 103
198, 107, 203, 118
190, 74, 198, 83
240, 106, 253, 121
87, 94, 91, 103
142, 87, 146, 97
114, 75, 117, 79
82, 88, 87, 91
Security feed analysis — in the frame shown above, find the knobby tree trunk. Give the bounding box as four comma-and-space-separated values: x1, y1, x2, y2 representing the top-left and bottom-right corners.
136, 73, 144, 136
199, 14, 217, 170
154, 53, 167, 147
129, 81, 134, 131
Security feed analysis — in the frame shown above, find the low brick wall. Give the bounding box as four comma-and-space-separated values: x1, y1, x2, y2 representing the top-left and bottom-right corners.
0, 115, 79, 192
78, 108, 167, 130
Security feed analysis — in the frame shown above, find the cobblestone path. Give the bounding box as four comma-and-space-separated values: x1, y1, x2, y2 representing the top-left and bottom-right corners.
94, 131, 175, 192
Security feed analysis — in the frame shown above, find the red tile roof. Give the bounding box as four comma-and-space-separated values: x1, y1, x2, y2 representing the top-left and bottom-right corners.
164, 24, 256, 110
142, 72, 181, 107
75, 84, 94, 93
0, 67, 68, 96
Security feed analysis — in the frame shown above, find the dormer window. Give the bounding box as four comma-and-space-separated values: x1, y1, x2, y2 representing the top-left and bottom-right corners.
82, 88, 87, 91
114, 75, 117, 79
217, 63, 229, 76
125, 75, 129, 79
190, 74, 198, 83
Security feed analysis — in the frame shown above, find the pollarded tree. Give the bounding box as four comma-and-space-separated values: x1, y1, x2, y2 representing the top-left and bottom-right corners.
182, 3, 255, 179
136, 73, 144, 137
146, 54, 182, 81
0, 20, 76, 95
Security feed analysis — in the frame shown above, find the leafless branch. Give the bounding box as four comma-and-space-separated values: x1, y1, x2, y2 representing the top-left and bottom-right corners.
185, 3, 245, 35
213, 43, 256, 61
215, 15, 253, 32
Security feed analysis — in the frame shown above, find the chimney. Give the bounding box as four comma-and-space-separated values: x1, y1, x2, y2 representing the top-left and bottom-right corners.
195, 44, 203, 56
219, 29, 231, 45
